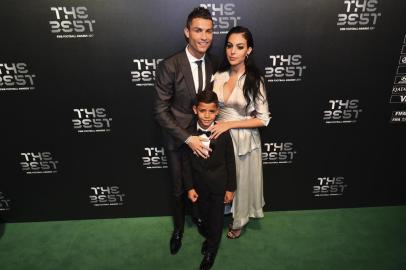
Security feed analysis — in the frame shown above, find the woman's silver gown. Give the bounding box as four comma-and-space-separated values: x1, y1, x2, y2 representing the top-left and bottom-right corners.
213, 71, 271, 229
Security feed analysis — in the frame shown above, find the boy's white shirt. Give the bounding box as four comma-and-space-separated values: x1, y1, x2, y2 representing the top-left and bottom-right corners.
196, 122, 214, 156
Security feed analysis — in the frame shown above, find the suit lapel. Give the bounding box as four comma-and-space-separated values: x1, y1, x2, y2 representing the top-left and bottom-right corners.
209, 138, 216, 149
180, 51, 197, 102
204, 55, 214, 91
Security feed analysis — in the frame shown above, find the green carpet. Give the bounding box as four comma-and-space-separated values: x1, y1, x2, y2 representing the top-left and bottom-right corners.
0, 206, 405, 270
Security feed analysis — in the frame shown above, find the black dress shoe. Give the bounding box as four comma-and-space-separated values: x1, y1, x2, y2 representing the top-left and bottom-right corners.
199, 252, 217, 270
201, 240, 208, 255
193, 218, 208, 238
170, 230, 183, 255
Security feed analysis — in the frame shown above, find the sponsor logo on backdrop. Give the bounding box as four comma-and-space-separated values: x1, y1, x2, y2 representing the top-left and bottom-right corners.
399, 55, 406, 65
397, 66, 406, 75
262, 142, 297, 165
390, 95, 406, 103
20, 152, 59, 174
390, 35, 406, 106
0, 192, 11, 211
131, 58, 163, 87
323, 99, 362, 124
392, 84, 406, 95
313, 176, 348, 197
337, 0, 381, 31
393, 75, 406, 85
200, 3, 241, 34
49, 6, 96, 38
72, 108, 112, 133
89, 186, 125, 207
0, 63, 36, 92
390, 110, 406, 123
142, 146, 168, 169
264, 54, 306, 82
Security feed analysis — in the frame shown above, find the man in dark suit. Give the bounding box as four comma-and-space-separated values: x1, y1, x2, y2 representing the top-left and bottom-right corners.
183, 90, 236, 270
153, 7, 218, 255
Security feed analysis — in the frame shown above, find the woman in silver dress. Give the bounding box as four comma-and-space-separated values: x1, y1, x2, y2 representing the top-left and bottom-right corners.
209, 26, 271, 239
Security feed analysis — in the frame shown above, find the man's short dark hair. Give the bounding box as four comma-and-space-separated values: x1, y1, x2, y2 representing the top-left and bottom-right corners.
196, 90, 219, 106
186, 7, 213, 29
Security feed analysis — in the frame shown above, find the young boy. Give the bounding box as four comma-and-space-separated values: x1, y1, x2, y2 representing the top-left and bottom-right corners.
182, 90, 236, 270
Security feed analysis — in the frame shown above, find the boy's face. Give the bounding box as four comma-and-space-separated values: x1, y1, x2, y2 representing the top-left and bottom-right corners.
193, 102, 219, 129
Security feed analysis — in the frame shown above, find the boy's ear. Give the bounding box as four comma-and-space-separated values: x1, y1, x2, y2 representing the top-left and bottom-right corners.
192, 105, 197, 114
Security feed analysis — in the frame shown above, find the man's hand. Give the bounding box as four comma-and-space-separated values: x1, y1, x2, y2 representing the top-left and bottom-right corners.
187, 136, 211, 159
224, 191, 234, 204
188, 189, 199, 203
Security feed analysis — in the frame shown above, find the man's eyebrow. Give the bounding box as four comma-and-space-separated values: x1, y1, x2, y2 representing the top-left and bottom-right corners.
192, 27, 212, 31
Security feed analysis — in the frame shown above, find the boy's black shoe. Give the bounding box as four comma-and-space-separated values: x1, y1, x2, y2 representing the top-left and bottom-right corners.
170, 230, 183, 255
199, 252, 216, 270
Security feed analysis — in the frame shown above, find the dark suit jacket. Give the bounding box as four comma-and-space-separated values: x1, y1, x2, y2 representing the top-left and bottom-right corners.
154, 50, 218, 150
182, 128, 237, 195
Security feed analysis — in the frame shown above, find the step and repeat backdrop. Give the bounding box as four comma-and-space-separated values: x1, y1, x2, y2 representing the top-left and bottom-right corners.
1, 0, 405, 222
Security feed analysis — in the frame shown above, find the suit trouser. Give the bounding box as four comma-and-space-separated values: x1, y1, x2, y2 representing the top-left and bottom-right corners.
195, 182, 225, 254
167, 145, 199, 232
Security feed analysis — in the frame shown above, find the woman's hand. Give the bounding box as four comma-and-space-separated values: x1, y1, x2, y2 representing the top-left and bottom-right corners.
209, 121, 232, 139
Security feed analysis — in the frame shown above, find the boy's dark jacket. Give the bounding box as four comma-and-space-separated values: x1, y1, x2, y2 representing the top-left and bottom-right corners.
182, 125, 237, 195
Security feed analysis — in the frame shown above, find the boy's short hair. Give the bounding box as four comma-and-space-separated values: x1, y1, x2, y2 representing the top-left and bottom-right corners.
196, 90, 219, 106
186, 7, 213, 29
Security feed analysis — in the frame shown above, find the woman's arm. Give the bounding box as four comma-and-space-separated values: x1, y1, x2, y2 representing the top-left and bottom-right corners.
209, 118, 265, 139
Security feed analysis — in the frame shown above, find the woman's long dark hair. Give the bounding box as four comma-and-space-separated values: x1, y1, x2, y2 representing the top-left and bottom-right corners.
218, 26, 264, 111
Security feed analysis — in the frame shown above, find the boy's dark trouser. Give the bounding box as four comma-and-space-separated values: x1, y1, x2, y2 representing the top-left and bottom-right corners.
196, 185, 225, 254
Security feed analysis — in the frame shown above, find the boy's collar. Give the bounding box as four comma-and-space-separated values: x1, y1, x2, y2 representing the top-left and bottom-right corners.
196, 121, 214, 131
